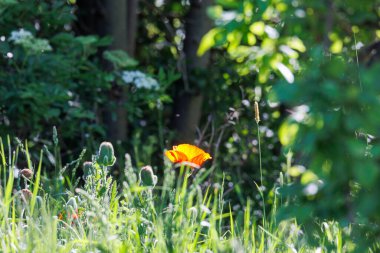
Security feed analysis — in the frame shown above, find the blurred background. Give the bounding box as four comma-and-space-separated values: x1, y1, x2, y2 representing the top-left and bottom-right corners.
1, 0, 380, 244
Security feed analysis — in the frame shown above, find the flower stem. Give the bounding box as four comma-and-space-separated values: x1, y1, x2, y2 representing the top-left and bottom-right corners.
257, 122, 263, 186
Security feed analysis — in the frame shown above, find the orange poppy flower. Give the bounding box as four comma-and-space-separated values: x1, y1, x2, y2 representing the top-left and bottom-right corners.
58, 209, 80, 221
165, 144, 212, 168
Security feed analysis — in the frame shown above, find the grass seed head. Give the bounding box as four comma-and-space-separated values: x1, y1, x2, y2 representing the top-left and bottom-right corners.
254, 101, 260, 123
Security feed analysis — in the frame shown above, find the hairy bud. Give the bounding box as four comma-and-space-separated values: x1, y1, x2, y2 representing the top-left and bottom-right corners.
97, 142, 116, 166
139, 166, 157, 187
83, 161, 95, 178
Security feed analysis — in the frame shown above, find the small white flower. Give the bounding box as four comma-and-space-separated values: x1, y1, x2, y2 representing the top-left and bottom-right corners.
13, 166, 20, 178
295, 9, 306, 18
266, 129, 274, 138
200, 220, 211, 227
303, 182, 319, 196
291, 105, 309, 122
9, 29, 33, 43
288, 243, 298, 253
242, 99, 250, 107
8, 28, 52, 53
188, 207, 198, 219
259, 185, 266, 192
264, 25, 279, 39
200, 204, 211, 214
121, 70, 159, 90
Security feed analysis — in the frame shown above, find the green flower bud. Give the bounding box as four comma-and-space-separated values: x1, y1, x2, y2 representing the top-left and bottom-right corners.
97, 142, 116, 166
139, 166, 157, 187
83, 161, 95, 178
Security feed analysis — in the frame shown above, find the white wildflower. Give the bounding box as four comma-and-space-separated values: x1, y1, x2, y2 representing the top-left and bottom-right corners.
241, 99, 250, 107
122, 70, 159, 90
8, 28, 52, 53
200, 204, 211, 214
31, 39, 52, 52
303, 182, 319, 196
264, 25, 279, 39
200, 220, 211, 227
9, 29, 33, 43
291, 105, 309, 122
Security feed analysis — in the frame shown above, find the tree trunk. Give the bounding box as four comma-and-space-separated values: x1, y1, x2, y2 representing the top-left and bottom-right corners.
172, 0, 213, 143
126, 0, 138, 56
104, 0, 129, 143
75, 0, 139, 143
105, 0, 139, 143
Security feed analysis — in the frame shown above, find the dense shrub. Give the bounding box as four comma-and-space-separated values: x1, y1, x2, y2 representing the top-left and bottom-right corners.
0, 1, 111, 147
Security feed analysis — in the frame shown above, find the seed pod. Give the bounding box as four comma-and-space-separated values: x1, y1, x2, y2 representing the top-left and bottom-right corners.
97, 142, 116, 166
83, 161, 95, 178
21, 188, 32, 201
20, 168, 33, 179
140, 166, 157, 187
254, 101, 260, 123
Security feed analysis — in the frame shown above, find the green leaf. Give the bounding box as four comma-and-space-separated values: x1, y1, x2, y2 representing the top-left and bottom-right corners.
353, 161, 378, 187
0, 0, 18, 6
216, 0, 239, 8
249, 21, 265, 36
103, 50, 138, 69
288, 165, 306, 177
330, 40, 343, 54
207, 5, 223, 19
76, 36, 98, 45
286, 37, 306, 52
197, 28, 224, 56
278, 121, 299, 146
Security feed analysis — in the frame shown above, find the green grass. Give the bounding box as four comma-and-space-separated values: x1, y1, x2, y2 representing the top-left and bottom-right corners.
0, 137, 348, 252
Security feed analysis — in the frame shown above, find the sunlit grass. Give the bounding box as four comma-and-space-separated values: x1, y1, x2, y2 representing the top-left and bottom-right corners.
0, 137, 347, 252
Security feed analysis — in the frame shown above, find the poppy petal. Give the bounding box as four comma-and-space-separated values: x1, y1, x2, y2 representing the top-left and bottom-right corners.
175, 144, 207, 160
165, 144, 212, 168
165, 150, 188, 163
190, 153, 212, 167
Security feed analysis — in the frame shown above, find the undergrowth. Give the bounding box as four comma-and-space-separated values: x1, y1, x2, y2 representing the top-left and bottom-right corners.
0, 136, 347, 252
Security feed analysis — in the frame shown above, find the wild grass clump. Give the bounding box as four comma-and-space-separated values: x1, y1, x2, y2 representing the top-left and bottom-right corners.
0, 136, 347, 252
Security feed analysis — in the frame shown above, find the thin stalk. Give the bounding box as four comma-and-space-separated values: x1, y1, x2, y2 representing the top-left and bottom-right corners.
257, 123, 263, 187
158, 107, 164, 152
353, 31, 363, 91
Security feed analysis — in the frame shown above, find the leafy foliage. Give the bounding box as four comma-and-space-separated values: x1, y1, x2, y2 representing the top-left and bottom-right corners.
1, 0, 380, 251
275, 54, 380, 249
201, 0, 380, 249
0, 1, 111, 146
198, 0, 305, 83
